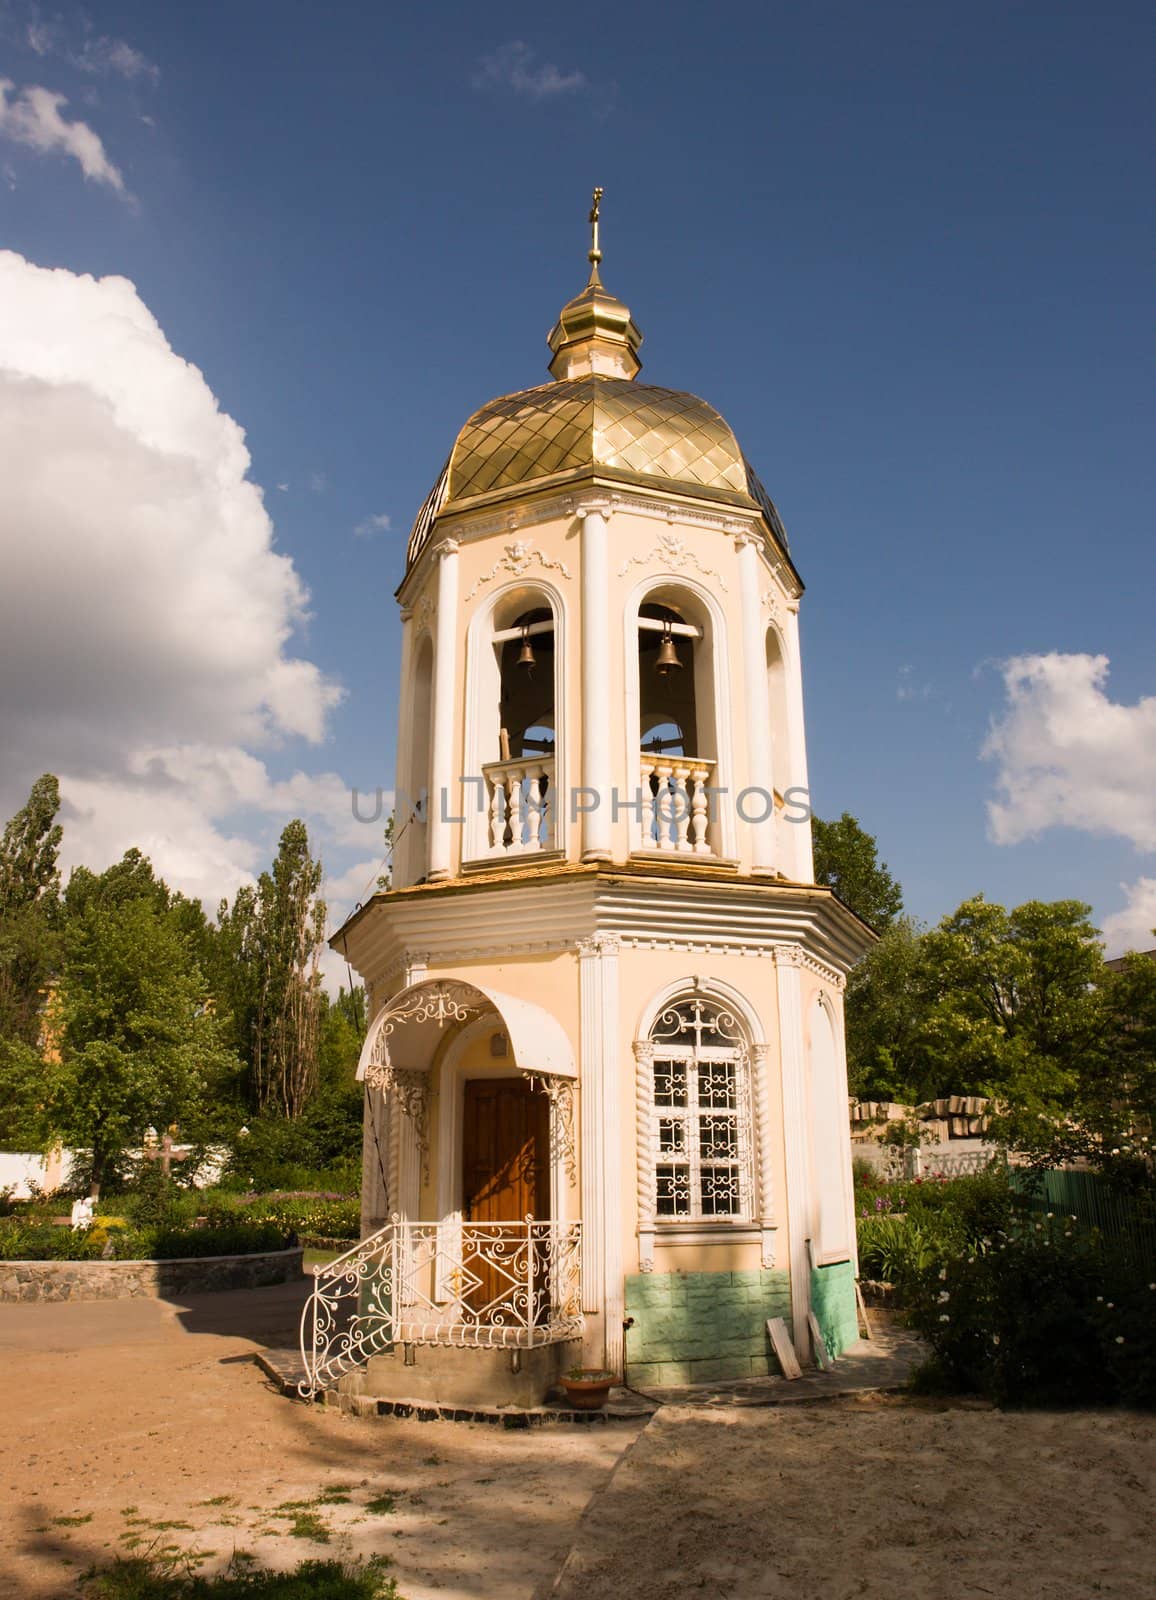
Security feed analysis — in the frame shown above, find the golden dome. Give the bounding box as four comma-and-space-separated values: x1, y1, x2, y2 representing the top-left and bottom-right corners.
406, 192, 788, 568
407, 376, 788, 568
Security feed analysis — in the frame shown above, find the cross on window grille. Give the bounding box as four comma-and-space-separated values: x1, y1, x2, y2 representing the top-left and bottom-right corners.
650, 999, 752, 1221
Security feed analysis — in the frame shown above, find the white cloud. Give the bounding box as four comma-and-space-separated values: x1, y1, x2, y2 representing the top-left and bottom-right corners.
1102, 879, 1156, 958
0, 251, 350, 921
473, 41, 588, 101
354, 511, 391, 539
982, 653, 1156, 850
308, 470, 327, 493
0, 78, 125, 191
25, 18, 159, 81
75, 36, 158, 81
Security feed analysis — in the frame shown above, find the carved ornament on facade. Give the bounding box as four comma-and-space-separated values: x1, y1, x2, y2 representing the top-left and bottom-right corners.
617, 530, 728, 590
462, 540, 572, 603
575, 933, 621, 958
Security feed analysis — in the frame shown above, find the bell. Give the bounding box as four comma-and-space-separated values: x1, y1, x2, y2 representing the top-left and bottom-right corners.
655, 625, 682, 675
517, 628, 536, 669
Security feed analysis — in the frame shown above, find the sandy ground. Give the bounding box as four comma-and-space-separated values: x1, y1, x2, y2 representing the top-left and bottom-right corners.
0, 1285, 638, 1600
551, 1397, 1156, 1600
2, 1287, 1154, 1600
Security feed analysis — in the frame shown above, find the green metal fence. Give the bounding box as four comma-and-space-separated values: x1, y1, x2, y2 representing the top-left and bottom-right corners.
1011, 1168, 1156, 1272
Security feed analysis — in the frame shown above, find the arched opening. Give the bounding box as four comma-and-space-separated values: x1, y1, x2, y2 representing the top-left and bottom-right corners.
766, 626, 795, 873
634, 588, 721, 854
465, 587, 563, 860
498, 606, 556, 759
397, 632, 433, 885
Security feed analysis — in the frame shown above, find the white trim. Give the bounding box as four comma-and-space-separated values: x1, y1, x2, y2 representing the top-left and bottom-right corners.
775, 946, 814, 1352
578, 941, 606, 1314
427, 540, 460, 881
580, 507, 612, 860
737, 535, 776, 872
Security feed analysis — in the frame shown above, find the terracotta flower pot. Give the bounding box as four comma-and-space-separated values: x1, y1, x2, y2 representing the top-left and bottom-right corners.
560, 1370, 615, 1410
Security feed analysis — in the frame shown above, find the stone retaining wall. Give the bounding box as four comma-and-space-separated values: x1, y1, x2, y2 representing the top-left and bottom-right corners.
0, 1246, 304, 1303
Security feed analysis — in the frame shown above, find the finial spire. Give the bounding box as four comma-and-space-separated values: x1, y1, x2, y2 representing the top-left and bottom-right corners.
588, 186, 603, 271
547, 185, 642, 381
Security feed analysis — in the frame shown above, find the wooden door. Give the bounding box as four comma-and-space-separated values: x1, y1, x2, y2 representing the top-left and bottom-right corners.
461, 1077, 549, 1324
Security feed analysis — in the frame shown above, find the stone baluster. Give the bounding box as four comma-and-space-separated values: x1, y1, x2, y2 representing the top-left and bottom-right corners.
690, 765, 710, 853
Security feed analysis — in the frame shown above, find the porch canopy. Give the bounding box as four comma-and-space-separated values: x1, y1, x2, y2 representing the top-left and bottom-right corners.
355, 977, 577, 1086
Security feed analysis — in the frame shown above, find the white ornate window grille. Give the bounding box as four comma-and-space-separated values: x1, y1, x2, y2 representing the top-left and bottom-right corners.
648, 997, 754, 1222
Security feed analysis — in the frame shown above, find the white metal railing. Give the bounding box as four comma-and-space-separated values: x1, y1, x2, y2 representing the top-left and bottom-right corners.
298, 1216, 582, 1397
638, 753, 715, 854
481, 755, 555, 855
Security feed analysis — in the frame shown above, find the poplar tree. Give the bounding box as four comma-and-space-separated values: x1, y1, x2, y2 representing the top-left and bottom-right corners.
0, 775, 63, 1045
244, 821, 327, 1120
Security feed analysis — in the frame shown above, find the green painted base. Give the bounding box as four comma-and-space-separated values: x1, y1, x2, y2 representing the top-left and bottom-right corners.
625, 1269, 792, 1386
810, 1260, 858, 1357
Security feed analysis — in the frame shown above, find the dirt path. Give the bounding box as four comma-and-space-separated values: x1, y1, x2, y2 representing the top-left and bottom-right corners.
0, 1286, 639, 1599
550, 1396, 1156, 1600
4, 1290, 1154, 1600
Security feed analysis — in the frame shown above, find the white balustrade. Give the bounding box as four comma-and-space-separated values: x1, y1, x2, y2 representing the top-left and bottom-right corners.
638, 752, 715, 855
482, 755, 555, 855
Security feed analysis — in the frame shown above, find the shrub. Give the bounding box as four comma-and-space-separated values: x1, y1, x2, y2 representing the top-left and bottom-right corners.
0, 1217, 291, 1260
904, 1217, 1156, 1408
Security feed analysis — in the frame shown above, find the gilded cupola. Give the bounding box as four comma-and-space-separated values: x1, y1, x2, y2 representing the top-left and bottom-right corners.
406, 190, 790, 570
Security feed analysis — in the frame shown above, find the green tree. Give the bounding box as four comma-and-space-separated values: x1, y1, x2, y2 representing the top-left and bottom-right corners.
37, 854, 242, 1193
812, 812, 903, 930
0, 775, 64, 1048
845, 917, 934, 1101
227, 819, 323, 1120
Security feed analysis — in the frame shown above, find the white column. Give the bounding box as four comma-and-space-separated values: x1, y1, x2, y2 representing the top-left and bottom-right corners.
736, 532, 776, 873
775, 944, 815, 1356
427, 538, 460, 881
783, 603, 813, 882
579, 504, 612, 861
578, 935, 623, 1373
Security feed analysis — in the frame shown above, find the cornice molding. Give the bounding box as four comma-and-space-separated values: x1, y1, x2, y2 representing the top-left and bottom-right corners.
399, 483, 801, 604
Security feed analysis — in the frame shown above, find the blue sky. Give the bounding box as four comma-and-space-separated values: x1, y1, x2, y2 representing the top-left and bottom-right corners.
0, 0, 1153, 954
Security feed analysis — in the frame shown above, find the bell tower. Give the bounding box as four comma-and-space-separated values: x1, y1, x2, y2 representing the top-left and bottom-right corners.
321, 195, 874, 1408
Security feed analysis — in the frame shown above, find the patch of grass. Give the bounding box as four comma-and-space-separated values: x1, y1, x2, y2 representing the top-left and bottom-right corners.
363, 1495, 395, 1516
79, 1550, 398, 1597
199, 1496, 236, 1508
286, 1511, 331, 1543
421, 1455, 441, 1466
149, 1521, 193, 1532
53, 1513, 94, 1527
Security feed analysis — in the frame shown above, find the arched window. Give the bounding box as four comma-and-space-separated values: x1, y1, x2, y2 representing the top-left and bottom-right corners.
634, 590, 722, 855
647, 994, 754, 1221
465, 586, 564, 861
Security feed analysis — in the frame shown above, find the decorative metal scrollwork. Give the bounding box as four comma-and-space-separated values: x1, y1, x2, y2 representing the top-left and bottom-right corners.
363, 981, 484, 1092
649, 995, 746, 1049
298, 1218, 583, 1397
530, 1074, 577, 1186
